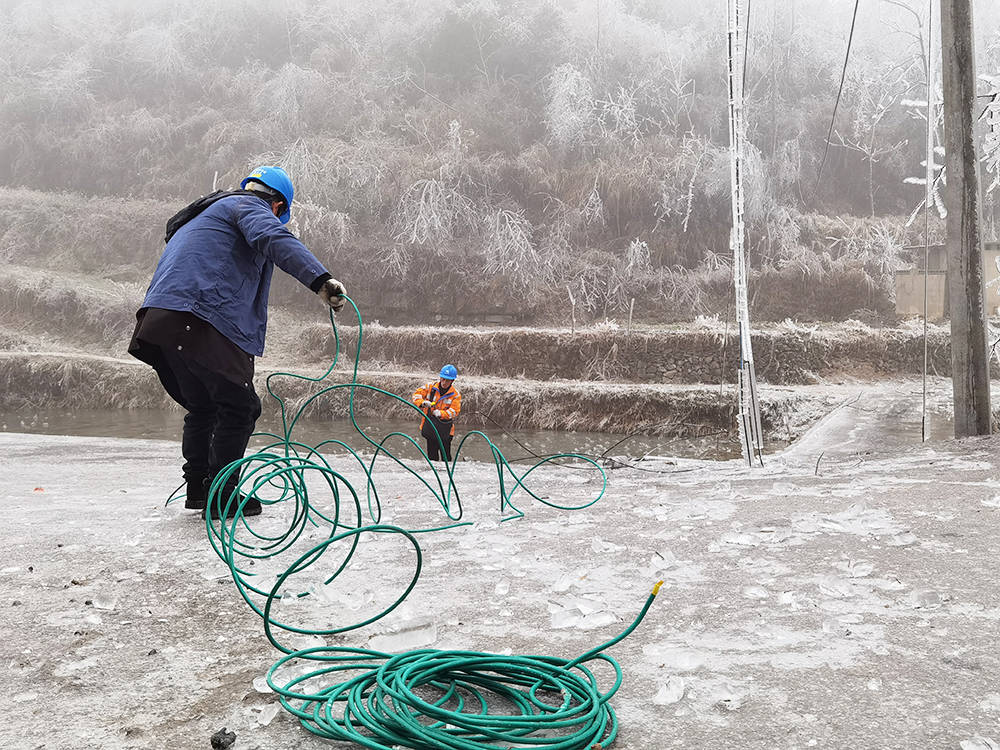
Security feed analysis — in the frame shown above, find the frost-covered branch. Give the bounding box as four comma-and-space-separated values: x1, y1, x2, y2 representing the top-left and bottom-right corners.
981, 74, 1000, 194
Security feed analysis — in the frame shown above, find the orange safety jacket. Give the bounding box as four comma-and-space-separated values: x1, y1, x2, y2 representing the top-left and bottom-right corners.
412, 381, 462, 436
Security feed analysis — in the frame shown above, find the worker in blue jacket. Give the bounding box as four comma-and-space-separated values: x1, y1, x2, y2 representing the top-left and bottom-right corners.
128, 166, 346, 518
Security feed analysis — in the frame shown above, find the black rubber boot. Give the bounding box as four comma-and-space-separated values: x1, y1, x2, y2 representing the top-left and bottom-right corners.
201, 481, 262, 520
184, 475, 210, 510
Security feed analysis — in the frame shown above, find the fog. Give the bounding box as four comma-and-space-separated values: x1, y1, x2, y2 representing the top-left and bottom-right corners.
1, 0, 998, 324
3, 5, 1000, 749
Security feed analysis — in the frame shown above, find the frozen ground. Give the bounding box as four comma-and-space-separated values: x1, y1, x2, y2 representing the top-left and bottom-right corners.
2, 380, 999, 750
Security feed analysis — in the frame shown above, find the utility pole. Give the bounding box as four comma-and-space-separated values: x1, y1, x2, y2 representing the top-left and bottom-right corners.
939, 0, 992, 436
727, 0, 764, 466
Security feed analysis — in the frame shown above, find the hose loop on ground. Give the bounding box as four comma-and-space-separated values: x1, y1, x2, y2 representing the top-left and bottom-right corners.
195, 298, 656, 749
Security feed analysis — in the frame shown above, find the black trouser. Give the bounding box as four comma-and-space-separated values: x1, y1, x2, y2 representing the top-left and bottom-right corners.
150, 347, 262, 493
421, 415, 454, 462
426, 432, 453, 462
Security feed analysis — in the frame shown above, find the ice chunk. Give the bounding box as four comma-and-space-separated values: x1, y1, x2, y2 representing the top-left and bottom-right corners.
579, 611, 617, 630
742, 586, 768, 600
494, 579, 510, 596
550, 609, 580, 629
886, 533, 917, 547
818, 576, 855, 599
257, 703, 280, 726
712, 681, 746, 711
567, 596, 604, 615
980, 693, 1000, 712
872, 577, 907, 592
552, 573, 574, 593
252, 676, 273, 694
960, 739, 998, 750
908, 589, 944, 610
652, 676, 685, 706
821, 619, 852, 637
652, 549, 678, 567
777, 591, 801, 610
92, 594, 117, 611
368, 622, 437, 651
720, 532, 759, 548
645, 648, 704, 672
834, 559, 874, 578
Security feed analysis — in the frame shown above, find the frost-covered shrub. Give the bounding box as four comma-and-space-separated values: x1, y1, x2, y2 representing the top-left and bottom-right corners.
546, 63, 594, 151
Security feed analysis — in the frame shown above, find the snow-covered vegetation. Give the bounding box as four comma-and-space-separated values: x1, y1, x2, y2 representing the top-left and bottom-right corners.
2, 0, 998, 323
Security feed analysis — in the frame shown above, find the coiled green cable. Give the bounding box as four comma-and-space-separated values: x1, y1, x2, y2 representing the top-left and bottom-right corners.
197, 299, 659, 749
266, 581, 664, 750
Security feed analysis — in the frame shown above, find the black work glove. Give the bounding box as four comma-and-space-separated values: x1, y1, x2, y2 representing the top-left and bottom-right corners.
318, 278, 347, 312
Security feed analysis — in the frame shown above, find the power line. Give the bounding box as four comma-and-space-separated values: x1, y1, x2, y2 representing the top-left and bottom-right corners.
743, 0, 752, 92
922, 0, 934, 443
817, 0, 861, 187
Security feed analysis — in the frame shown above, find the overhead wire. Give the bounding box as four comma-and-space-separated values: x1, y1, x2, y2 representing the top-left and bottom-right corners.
817, 0, 862, 188
921, 0, 934, 442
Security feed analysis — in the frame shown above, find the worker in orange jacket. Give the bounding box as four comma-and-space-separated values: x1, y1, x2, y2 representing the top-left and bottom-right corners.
412, 364, 461, 462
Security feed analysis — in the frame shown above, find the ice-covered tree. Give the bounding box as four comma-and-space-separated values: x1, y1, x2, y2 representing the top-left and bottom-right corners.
546, 63, 594, 151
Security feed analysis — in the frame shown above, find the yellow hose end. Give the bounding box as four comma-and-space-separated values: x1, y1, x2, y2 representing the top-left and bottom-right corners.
652, 580, 664, 596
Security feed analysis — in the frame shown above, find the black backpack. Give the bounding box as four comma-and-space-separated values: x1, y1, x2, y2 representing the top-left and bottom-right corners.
163, 189, 254, 243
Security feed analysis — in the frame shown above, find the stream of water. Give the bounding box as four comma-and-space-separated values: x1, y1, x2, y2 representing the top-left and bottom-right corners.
0, 407, 747, 463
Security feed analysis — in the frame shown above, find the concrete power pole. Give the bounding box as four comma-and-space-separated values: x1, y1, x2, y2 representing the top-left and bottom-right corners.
939, 0, 992, 436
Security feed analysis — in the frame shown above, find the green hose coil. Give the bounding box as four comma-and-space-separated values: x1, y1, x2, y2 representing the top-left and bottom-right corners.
196, 299, 660, 749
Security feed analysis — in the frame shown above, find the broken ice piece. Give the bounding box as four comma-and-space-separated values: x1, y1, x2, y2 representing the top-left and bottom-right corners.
712, 682, 746, 711
368, 622, 437, 651
652, 676, 685, 706
742, 585, 768, 599
835, 559, 874, 578
92, 594, 117, 611
959, 739, 998, 750
909, 589, 944, 610
552, 573, 573, 592
257, 703, 280, 726
579, 611, 616, 630
550, 609, 580, 629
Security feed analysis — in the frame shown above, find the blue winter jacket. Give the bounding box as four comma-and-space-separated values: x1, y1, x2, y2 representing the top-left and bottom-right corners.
142, 194, 329, 356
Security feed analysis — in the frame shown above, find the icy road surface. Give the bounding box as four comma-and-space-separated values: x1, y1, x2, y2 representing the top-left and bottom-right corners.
1, 383, 999, 749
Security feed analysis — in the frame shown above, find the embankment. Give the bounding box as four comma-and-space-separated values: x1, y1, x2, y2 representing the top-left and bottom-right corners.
0, 352, 824, 443
302, 320, 961, 386
1, 266, 975, 445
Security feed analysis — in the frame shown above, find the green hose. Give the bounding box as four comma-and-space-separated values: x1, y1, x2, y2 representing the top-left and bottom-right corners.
197, 299, 659, 749
266, 581, 664, 750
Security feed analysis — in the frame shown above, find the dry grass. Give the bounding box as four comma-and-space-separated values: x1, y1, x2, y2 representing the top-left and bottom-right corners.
290, 319, 959, 386
1, 264, 144, 354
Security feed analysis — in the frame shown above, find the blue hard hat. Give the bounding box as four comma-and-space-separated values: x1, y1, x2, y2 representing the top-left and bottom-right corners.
242, 165, 294, 224
439, 364, 458, 380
